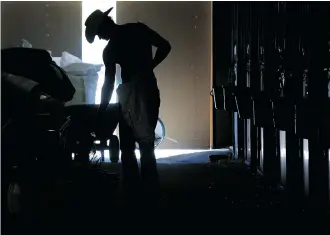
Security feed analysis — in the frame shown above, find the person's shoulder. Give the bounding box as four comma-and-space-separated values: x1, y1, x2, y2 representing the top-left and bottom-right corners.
136, 22, 149, 29
121, 22, 150, 38
123, 22, 148, 31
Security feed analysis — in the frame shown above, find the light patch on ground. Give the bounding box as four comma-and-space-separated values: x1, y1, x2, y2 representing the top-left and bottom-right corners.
95, 149, 208, 161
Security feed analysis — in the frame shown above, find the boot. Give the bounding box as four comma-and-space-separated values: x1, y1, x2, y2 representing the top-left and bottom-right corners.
139, 144, 161, 208
120, 151, 141, 207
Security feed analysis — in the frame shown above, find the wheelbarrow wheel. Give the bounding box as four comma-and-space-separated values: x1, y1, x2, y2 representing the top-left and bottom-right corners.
4, 164, 40, 226
109, 135, 120, 163
3, 166, 23, 223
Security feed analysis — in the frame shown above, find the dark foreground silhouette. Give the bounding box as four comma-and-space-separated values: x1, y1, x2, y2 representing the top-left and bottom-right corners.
85, 7, 171, 202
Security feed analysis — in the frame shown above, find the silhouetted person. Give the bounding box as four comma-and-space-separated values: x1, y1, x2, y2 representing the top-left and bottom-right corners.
85, 7, 171, 204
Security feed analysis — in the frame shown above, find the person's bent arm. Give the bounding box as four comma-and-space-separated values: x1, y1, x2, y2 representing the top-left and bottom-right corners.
141, 23, 171, 69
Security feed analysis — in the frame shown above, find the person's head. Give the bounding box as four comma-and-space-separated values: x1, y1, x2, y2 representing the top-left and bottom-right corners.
84, 7, 116, 44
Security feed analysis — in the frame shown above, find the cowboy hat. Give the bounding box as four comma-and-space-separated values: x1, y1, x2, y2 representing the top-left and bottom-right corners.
85, 7, 113, 44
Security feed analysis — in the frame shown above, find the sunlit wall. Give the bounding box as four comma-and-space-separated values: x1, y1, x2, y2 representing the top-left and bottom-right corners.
116, 2, 212, 149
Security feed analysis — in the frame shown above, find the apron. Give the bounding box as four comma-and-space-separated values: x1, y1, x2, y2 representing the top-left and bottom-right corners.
116, 75, 160, 145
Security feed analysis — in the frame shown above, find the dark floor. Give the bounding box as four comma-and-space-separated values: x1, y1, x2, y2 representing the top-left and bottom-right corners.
4, 150, 329, 235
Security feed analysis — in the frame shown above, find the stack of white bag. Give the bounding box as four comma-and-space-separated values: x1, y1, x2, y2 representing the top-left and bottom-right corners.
52, 51, 103, 106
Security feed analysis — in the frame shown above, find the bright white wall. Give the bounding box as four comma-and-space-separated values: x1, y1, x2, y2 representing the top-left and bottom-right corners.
82, 1, 117, 104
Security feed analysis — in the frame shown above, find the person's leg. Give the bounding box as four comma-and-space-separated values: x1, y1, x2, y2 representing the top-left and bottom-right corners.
119, 117, 138, 173
117, 83, 140, 193
119, 116, 141, 203
139, 140, 159, 200
137, 88, 161, 201
119, 80, 161, 205
139, 117, 159, 185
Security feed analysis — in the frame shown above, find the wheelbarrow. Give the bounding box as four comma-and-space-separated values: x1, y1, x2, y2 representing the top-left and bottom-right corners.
64, 103, 121, 163
64, 103, 167, 163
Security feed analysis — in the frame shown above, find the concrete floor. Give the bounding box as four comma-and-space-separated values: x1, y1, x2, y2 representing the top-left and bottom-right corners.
6, 150, 327, 235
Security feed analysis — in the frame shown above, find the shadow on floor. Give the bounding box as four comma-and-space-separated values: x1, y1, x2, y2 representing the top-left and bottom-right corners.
4, 150, 329, 235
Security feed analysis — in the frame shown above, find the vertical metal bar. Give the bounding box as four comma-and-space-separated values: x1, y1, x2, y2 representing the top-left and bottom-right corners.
303, 138, 309, 196
249, 3, 261, 173
245, 119, 251, 164
262, 2, 281, 185
260, 127, 264, 172
257, 3, 266, 173
280, 130, 287, 186
328, 149, 330, 206
236, 3, 245, 161
233, 112, 239, 159
231, 2, 239, 160
245, 4, 252, 165
307, 3, 329, 209
210, 2, 214, 149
